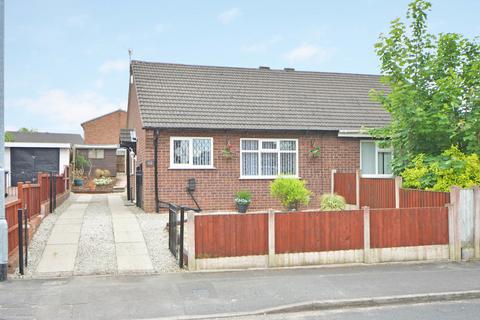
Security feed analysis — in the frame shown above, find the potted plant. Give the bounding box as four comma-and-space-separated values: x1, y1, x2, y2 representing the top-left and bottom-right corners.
235, 190, 252, 213
222, 141, 234, 159
309, 146, 321, 158
72, 168, 84, 186
270, 176, 312, 211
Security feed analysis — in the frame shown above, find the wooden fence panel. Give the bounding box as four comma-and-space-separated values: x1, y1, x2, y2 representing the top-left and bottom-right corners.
333, 173, 356, 204
370, 207, 449, 248
6, 200, 22, 254
360, 178, 395, 208
400, 189, 450, 208
275, 210, 364, 254
40, 174, 50, 203
195, 214, 269, 258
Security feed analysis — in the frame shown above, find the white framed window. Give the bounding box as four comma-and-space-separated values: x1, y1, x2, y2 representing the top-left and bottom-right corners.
170, 137, 214, 169
360, 141, 393, 177
88, 149, 104, 159
240, 138, 298, 179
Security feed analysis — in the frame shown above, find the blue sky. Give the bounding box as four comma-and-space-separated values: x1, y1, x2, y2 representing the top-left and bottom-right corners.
6, 0, 480, 134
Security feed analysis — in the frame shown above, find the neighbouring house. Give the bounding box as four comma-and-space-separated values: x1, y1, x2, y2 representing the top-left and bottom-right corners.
127, 60, 392, 212
75, 109, 127, 177
4, 131, 83, 186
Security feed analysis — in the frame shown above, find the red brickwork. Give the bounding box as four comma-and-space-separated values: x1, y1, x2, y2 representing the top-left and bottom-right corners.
136, 130, 361, 212
82, 110, 127, 144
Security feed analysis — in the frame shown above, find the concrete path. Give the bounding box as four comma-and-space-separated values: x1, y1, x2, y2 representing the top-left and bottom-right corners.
33, 193, 165, 277
1, 262, 480, 319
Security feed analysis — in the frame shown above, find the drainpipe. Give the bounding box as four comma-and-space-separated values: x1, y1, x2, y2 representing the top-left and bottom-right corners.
0, 0, 7, 281
126, 148, 131, 201
153, 129, 160, 213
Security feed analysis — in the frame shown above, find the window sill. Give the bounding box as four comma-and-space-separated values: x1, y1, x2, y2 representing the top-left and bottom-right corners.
239, 176, 300, 180
168, 166, 216, 170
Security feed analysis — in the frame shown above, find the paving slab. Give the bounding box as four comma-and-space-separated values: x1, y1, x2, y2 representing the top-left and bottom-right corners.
55, 218, 84, 225
114, 230, 145, 243
112, 221, 141, 232
59, 211, 85, 219
51, 223, 82, 233
117, 254, 153, 271
116, 242, 149, 256
36, 244, 78, 273
47, 230, 81, 245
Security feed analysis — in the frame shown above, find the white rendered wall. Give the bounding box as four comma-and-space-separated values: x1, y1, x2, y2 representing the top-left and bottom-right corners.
59, 148, 70, 174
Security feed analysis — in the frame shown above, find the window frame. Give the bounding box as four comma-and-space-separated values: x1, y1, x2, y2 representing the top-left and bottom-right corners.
169, 137, 214, 169
360, 140, 394, 178
88, 148, 104, 159
240, 138, 299, 179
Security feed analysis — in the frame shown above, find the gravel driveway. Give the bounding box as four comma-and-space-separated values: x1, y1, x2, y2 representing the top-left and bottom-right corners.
15, 193, 180, 278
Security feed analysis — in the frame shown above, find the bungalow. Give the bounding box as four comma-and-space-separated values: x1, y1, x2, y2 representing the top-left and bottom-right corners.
126, 61, 392, 212
4, 131, 83, 186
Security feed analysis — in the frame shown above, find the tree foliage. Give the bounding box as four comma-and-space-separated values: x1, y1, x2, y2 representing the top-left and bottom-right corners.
4, 132, 14, 142
371, 0, 480, 173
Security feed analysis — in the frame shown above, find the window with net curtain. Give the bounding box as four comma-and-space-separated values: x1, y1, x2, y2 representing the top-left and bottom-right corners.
360, 141, 392, 175
171, 137, 212, 168
241, 139, 297, 178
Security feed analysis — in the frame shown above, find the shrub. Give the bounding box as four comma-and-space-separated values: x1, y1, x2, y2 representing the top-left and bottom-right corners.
75, 154, 89, 170
103, 169, 111, 177
270, 176, 312, 211
319, 193, 346, 211
402, 146, 480, 191
235, 190, 252, 205
93, 177, 113, 186
95, 169, 104, 178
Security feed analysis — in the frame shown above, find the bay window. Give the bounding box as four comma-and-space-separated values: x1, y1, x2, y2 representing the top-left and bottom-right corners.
240, 139, 298, 178
360, 141, 393, 176
170, 137, 213, 169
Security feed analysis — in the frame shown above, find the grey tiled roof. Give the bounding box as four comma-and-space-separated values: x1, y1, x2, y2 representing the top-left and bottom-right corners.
7, 131, 84, 144
131, 60, 391, 131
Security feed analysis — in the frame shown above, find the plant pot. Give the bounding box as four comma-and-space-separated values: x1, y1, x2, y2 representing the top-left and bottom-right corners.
74, 178, 83, 187
236, 203, 249, 213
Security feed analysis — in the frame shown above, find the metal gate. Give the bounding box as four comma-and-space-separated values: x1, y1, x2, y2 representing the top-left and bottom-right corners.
168, 204, 186, 268
135, 164, 143, 208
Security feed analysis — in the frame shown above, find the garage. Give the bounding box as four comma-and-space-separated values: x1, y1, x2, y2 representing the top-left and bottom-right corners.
10, 148, 60, 185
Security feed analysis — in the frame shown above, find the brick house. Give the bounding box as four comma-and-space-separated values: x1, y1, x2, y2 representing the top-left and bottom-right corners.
127, 61, 392, 213
75, 110, 127, 177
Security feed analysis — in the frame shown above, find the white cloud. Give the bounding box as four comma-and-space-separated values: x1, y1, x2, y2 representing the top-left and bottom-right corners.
13, 90, 125, 133
284, 44, 335, 63
218, 8, 241, 25
241, 35, 283, 53
99, 59, 129, 75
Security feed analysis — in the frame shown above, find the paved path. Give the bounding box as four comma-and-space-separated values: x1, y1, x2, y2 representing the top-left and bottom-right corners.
1, 262, 480, 319
32, 193, 175, 277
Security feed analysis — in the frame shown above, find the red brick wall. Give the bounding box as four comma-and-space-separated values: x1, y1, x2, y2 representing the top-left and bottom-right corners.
82, 110, 127, 144
136, 128, 361, 213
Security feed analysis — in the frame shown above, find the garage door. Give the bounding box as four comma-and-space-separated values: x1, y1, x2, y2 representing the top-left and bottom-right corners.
11, 148, 59, 185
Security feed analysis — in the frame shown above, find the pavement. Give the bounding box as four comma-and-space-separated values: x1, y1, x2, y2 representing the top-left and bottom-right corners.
1, 261, 480, 319
34, 193, 155, 276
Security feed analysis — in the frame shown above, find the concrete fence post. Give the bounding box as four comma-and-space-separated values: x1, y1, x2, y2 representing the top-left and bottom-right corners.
394, 176, 403, 209
187, 211, 196, 271
363, 206, 371, 264
268, 209, 276, 268
330, 169, 336, 194
449, 187, 461, 262
473, 186, 480, 259
356, 169, 361, 209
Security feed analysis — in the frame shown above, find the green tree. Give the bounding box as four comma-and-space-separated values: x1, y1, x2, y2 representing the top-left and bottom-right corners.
371, 0, 480, 173
18, 127, 38, 132
4, 132, 14, 142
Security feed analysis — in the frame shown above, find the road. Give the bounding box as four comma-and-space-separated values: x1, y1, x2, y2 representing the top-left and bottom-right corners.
228, 300, 480, 320
1, 261, 480, 319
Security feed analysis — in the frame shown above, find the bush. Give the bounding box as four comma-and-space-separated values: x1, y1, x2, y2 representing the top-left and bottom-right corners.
93, 177, 113, 186
235, 190, 252, 205
319, 193, 346, 211
75, 154, 89, 170
270, 176, 312, 211
402, 146, 480, 191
